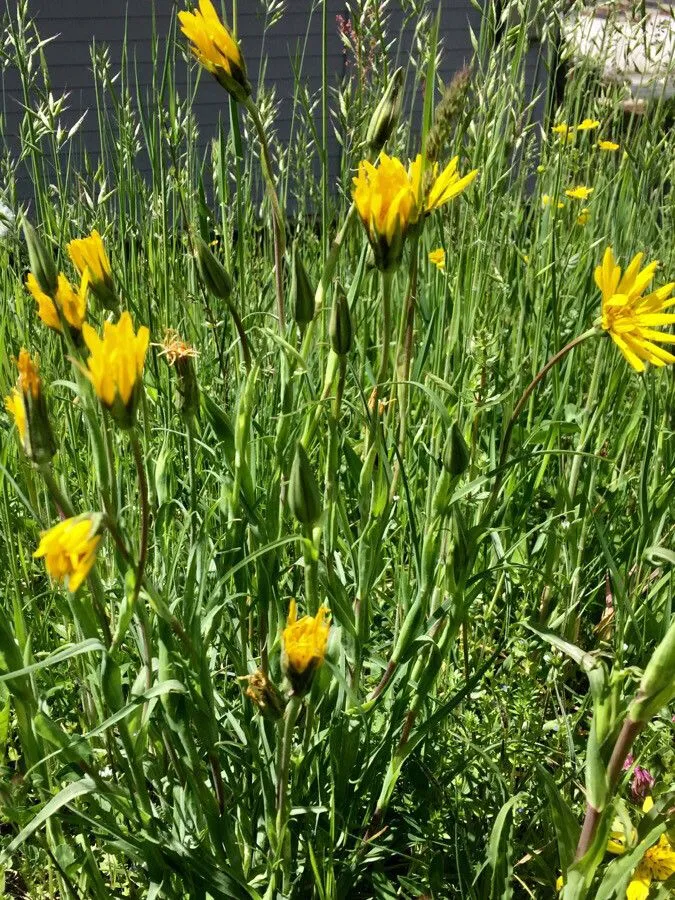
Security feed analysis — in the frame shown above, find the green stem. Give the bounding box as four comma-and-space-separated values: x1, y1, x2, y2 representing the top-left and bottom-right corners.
275, 694, 302, 885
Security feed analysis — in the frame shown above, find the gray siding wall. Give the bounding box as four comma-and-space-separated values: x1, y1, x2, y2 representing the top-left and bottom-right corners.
1, 1, 484, 202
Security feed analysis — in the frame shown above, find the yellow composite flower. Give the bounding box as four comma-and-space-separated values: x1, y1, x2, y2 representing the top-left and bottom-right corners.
576, 207, 590, 226
68, 230, 117, 309
607, 797, 675, 900
542, 194, 564, 209
598, 140, 620, 152
596, 247, 675, 371
4, 350, 55, 463
34, 515, 101, 593
565, 185, 594, 200
428, 248, 446, 271
352, 152, 477, 270
178, 0, 250, 99
27, 271, 89, 332
282, 599, 330, 693
82, 311, 150, 419
576, 118, 600, 131
17, 348, 41, 398
551, 122, 575, 143
5, 389, 26, 442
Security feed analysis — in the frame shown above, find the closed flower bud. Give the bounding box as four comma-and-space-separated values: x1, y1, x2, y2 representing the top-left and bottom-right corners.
366, 67, 404, 153
443, 421, 470, 477
5, 349, 56, 466
288, 442, 322, 527
629, 619, 675, 723
67, 230, 118, 311
195, 236, 232, 301
291, 245, 315, 327
329, 288, 353, 356
243, 669, 285, 720
23, 219, 58, 298
281, 600, 330, 695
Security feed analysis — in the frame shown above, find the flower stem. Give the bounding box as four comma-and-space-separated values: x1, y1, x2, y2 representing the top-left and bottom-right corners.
130, 430, 152, 690
275, 694, 302, 884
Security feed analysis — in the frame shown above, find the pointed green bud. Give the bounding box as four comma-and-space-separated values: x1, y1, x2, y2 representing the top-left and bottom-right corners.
366, 67, 404, 153
291, 244, 315, 326
194, 235, 232, 301
629, 618, 675, 723
329, 288, 353, 356
288, 442, 322, 527
23, 218, 58, 297
443, 422, 470, 477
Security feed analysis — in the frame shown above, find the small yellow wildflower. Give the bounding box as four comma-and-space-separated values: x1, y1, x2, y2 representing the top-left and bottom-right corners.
27, 271, 89, 332
5, 350, 56, 464
68, 230, 116, 309
552, 122, 575, 143
352, 152, 477, 270
34, 515, 101, 593
577, 207, 590, 226
179, 0, 250, 100
82, 311, 149, 425
17, 348, 40, 398
598, 140, 620, 152
576, 118, 600, 131
281, 599, 330, 694
428, 248, 446, 271
5, 389, 26, 443
596, 247, 675, 371
565, 185, 594, 201
606, 797, 675, 900
542, 194, 564, 209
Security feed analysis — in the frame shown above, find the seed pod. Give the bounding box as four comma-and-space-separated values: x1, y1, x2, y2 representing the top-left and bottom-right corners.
442, 421, 470, 477
291, 244, 315, 326
23, 218, 58, 297
194, 235, 232, 301
329, 288, 353, 356
243, 670, 285, 720
288, 442, 322, 527
366, 67, 404, 153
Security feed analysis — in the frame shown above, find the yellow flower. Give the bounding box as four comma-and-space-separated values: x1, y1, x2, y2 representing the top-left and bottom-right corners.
281, 599, 330, 694
27, 271, 89, 332
552, 122, 575, 143
598, 140, 620, 152
565, 185, 594, 200
542, 194, 564, 209
428, 248, 446, 271
353, 153, 477, 270
82, 311, 150, 424
178, 0, 250, 100
5, 389, 26, 443
577, 207, 590, 226
34, 515, 101, 593
576, 118, 600, 131
596, 247, 675, 371
17, 348, 41, 398
67, 230, 117, 310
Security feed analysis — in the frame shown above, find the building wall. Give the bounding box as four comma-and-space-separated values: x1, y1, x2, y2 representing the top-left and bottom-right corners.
0, 1, 492, 204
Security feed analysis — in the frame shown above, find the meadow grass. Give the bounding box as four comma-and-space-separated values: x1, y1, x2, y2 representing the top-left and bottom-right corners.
0, 1, 674, 897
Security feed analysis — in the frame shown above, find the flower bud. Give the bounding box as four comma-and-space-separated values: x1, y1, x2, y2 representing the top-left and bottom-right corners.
194, 236, 232, 301
366, 67, 404, 153
288, 442, 322, 527
629, 619, 675, 723
5, 350, 56, 466
442, 421, 470, 477
291, 245, 315, 327
243, 670, 285, 720
23, 219, 58, 298
329, 288, 353, 356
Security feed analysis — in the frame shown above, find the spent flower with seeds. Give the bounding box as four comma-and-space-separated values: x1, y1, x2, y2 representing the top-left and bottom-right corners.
157, 329, 199, 421
596, 247, 675, 371
34, 514, 101, 593
68, 230, 117, 310
179, 0, 250, 101
282, 599, 330, 695
82, 311, 150, 426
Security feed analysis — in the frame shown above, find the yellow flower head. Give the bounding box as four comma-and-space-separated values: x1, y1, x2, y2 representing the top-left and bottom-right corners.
565, 185, 594, 201
598, 140, 620, 152
34, 515, 101, 593
5, 389, 26, 443
27, 270, 89, 332
67, 230, 116, 310
576, 118, 600, 131
353, 153, 477, 270
17, 348, 41, 398
552, 122, 575, 143
577, 207, 590, 226
596, 247, 675, 371
282, 599, 330, 694
82, 311, 150, 424
179, 0, 250, 100
428, 248, 446, 271
607, 799, 675, 900
542, 194, 564, 209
